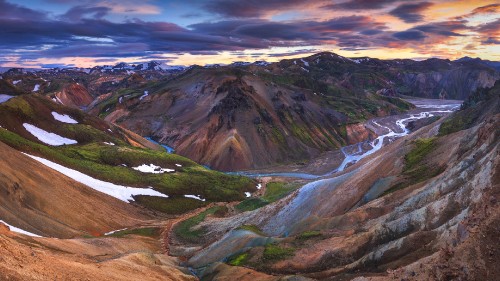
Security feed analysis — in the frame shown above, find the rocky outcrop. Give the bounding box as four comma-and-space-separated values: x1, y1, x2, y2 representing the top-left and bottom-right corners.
400, 67, 499, 100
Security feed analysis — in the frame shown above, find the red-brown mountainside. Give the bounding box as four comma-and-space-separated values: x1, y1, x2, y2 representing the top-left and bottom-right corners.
54, 83, 93, 108
95, 67, 409, 171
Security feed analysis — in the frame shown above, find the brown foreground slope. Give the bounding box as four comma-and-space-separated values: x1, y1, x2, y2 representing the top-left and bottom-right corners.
0, 140, 150, 238
0, 223, 196, 281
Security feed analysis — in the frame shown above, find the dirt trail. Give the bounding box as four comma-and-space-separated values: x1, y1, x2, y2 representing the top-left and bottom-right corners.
161, 179, 268, 257
161, 203, 219, 256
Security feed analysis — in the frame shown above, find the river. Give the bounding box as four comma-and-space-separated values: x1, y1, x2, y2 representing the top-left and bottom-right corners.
229, 99, 462, 179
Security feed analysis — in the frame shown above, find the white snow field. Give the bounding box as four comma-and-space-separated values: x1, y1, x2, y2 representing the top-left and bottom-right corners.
0, 220, 42, 237
184, 195, 206, 201
23, 123, 78, 146
24, 154, 169, 202
0, 94, 14, 103
132, 164, 175, 174
51, 112, 78, 124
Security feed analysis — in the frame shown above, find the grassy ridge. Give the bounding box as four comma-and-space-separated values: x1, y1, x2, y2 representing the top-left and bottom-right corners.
173, 206, 228, 243
236, 182, 300, 212
0, 95, 255, 214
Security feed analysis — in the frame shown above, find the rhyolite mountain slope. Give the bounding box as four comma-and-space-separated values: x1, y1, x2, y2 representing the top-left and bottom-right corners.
88, 52, 499, 171
2, 52, 498, 171
175, 80, 500, 280
91, 65, 411, 171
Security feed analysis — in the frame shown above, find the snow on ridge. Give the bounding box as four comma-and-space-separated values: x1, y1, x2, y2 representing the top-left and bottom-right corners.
0, 220, 42, 237
139, 91, 149, 100
0, 94, 14, 104
51, 112, 78, 124
184, 195, 206, 202
24, 153, 169, 202
23, 123, 77, 146
105, 228, 127, 235
132, 164, 174, 174
300, 58, 309, 67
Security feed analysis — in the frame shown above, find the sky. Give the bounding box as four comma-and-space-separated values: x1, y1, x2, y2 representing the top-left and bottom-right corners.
0, 0, 499, 68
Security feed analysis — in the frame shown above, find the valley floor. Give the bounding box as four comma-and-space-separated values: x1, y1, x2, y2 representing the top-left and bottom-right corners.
232, 98, 461, 178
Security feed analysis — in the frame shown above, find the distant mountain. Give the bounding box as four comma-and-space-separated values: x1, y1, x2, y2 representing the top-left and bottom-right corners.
455, 56, 500, 71
85, 52, 500, 170
3, 52, 499, 170
90, 61, 414, 171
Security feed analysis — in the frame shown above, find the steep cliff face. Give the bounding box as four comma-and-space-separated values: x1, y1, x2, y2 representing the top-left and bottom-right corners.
399, 65, 498, 99
179, 84, 499, 280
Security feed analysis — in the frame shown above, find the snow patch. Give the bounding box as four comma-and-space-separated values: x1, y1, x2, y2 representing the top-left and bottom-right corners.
23, 123, 77, 146
300, 58, 309, 67
24, 154, 168, 202
12, 80, 21, 85
51, 112, 78, 124
33, 84, 40, 91
0, 94, 14, 103
245, 192, 251, 198
103, 142, 115, 146
132, 164, 175, 174
175, 164, 182, 167
256, 184, 262, 190
105, 228, 127, 235
184, 195, 206, 202
0, 220, 42, 237
139, 91, 149, 100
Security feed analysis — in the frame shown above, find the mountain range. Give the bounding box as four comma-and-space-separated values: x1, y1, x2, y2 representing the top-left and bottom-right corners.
0, 52, 499, 280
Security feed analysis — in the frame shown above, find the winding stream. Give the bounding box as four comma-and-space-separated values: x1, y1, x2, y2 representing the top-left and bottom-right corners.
230, 100, 461, 179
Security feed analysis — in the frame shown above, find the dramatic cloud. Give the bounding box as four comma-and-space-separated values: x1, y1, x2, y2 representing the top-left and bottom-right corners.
0, 0, 47, 20
393, 30, 427, 41
60, 5, 111, 21
0, 0, 496, 67
325, 0, 398, 10
469, 3, 500, 16
474, 18, 500, 45
389, 2, 434, 23
203, 0, 311, 18
413, 20, 468, 37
